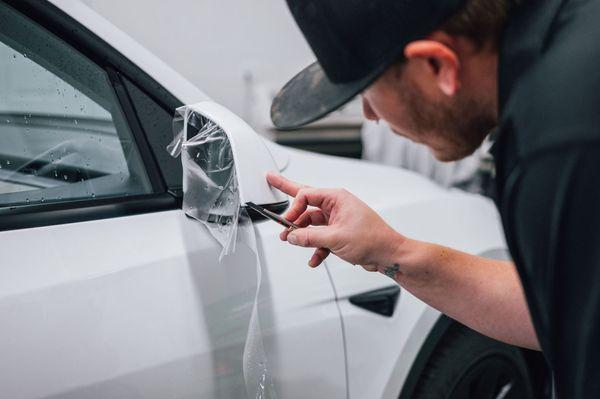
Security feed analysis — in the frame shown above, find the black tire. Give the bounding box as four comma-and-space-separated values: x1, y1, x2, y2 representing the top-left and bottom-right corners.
411, 323, 535, 399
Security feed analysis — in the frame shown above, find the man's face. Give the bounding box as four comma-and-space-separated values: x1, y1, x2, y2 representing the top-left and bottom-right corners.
362, 60, 496, 162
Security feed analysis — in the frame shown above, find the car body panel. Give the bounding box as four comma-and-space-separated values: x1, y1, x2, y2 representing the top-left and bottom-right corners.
1, 211, 240, 398
0, 209, 347, 398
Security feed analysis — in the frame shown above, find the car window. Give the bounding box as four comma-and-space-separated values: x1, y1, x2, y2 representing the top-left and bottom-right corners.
122, 77, 182, 190
0, 3, 152, 207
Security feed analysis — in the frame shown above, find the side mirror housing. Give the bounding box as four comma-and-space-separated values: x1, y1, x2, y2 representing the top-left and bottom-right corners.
176, 101, 287, 213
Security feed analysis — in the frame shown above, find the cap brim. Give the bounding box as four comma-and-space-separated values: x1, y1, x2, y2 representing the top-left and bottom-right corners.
271, 61, 384, 130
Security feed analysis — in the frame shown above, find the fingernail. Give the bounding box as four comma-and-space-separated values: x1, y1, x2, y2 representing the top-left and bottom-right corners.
287, 233, 298, 245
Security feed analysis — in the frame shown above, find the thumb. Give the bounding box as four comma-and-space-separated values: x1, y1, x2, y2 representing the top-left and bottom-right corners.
287, 226, 334, 249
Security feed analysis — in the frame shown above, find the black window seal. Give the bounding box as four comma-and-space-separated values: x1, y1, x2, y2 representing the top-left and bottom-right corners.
0, 193, 180, 232
0, 0, 181, 231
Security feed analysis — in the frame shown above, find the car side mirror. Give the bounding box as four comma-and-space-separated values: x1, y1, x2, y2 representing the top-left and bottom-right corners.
172, 101, 288, 219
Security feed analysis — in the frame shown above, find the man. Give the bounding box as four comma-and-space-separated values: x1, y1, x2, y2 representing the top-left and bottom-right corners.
266, 1, 600, 398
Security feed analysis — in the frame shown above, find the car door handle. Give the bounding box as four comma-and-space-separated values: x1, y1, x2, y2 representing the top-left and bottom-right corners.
349, 285, 401, 317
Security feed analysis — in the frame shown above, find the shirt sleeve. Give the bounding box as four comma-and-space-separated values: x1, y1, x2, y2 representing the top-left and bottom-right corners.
504, 144, 600, 398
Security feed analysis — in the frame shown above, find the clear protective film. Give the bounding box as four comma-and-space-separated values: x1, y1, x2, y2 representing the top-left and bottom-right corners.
168, 105, 276, 398
168, 109, 240, 258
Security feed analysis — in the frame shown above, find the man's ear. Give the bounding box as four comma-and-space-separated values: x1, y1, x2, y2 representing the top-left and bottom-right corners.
404, 38, 460, 96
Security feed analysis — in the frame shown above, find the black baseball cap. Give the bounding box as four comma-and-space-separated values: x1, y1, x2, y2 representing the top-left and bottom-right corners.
271, 0, 465, 130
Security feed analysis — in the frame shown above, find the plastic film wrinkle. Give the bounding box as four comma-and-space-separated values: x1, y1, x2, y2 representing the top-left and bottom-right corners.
167, 105, 276, 398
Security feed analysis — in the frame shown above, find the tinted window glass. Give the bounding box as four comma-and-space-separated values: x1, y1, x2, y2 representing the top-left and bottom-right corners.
123, 77, 182, 189
0, 3, 152, 206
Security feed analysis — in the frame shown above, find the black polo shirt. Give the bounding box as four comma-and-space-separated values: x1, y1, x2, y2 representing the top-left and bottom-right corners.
493, 0, 600, 397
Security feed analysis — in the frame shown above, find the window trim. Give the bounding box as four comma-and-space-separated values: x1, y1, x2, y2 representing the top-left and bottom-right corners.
0, 0, 182, 231
0, 193, 180, 232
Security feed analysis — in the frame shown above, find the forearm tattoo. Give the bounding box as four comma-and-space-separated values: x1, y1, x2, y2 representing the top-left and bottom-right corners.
383, 263, 400, 279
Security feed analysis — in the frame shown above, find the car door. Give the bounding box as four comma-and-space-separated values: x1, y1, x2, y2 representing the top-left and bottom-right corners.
0, 2, 261, 398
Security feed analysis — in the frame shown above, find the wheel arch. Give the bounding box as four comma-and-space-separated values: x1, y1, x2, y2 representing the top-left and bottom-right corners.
397, 315, 550, 399
397, 314, 453, 399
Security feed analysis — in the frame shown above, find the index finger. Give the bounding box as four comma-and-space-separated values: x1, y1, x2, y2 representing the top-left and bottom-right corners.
266, 172, 309, 197
285, 187, 334, 222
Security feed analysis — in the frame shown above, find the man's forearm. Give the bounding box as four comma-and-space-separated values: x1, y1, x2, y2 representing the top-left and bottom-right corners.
380, 238, 540, 350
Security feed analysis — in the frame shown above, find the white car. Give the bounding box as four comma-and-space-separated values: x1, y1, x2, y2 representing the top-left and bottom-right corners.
0, 1, 546, 398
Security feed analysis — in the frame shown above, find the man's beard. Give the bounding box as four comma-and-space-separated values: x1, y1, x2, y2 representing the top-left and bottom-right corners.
399, 77, 497, 162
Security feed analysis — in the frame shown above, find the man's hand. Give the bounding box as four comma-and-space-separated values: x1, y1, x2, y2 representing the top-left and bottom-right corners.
266, 172, 406, 270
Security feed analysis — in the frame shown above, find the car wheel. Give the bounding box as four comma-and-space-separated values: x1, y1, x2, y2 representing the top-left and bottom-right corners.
411, 323, 535, 399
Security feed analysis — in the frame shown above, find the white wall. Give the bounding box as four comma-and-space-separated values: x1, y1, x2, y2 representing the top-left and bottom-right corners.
80, 0, 316, 127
